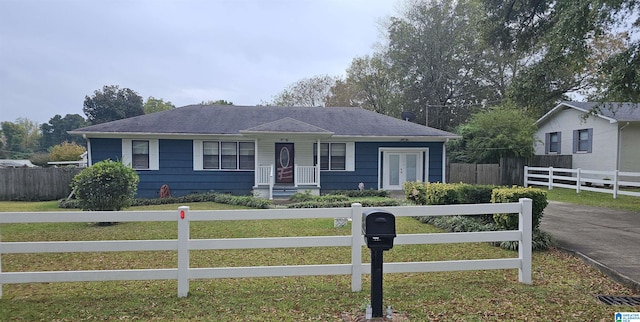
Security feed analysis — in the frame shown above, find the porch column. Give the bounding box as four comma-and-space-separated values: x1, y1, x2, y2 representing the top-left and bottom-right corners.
254, 138, 259, 186
316, 138, 321, 187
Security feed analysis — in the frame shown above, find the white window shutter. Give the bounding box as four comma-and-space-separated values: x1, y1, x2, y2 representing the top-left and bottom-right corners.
149, 139, 159, 170
121, 139, 132, 167
193, 140, 203, 170
346, 142, 355, 171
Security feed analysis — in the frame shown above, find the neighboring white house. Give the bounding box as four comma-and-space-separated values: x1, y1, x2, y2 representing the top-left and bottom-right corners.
534, 101, 640, 173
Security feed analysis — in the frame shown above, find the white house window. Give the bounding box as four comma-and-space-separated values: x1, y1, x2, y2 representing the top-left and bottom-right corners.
314, 143, 346, 171
122, 139, 159, 170
195, 140, 255, 170
221, 142, 238, 169
546, 132, 560, 154
132, 140, 150, 169
239, 142, 255, 170
203, 141, 219, 169
573, 128, 593, 153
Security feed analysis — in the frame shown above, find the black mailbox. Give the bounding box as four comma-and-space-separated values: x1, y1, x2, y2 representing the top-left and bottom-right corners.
362, 209, 396, 250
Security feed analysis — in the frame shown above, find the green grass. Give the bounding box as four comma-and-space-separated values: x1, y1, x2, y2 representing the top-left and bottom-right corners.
0, 201, 637, 321
543, 187, 640, 213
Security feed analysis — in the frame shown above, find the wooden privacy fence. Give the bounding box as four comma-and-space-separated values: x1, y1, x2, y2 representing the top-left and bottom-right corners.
448, 155, 573, 186
525, 166, 640, 198
0, 201, 533, 298
0, 168, 82, 201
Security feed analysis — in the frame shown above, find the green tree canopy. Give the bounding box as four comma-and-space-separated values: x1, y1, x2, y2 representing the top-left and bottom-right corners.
143, 96, 176, 114
83, 85, 144, 125
200, 99, 234, 105
0, 118, 40, 158
448, 105, 537, 163
40, 114, 88, 149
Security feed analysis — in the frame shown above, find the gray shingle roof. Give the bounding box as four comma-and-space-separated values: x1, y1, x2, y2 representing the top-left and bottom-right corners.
71, 105, 459, 138
560, 102, 640, 121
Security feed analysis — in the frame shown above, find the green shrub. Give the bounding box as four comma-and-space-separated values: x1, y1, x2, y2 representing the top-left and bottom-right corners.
286, 199, 401, 208
71, 160, 139, 211
329, 189, 390, 198
456, 184, 496, 204
133, 192, 272, 209
404, 182, 459, 205
290, 190, 315, 202
491, 187, 548, 230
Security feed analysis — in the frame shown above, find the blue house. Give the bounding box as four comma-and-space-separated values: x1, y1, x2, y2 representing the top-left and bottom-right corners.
70, 105, 459, 199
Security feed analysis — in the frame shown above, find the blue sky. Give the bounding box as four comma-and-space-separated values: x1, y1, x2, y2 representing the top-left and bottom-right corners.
0, 0, 399, 124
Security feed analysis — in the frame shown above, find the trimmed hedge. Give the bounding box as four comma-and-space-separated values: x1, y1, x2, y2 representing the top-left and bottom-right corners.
286, 199, 401, 209
491, 187, 548, 230
60, 192, 272, 209
405, 181, 552, 251
328, 189, 390, 198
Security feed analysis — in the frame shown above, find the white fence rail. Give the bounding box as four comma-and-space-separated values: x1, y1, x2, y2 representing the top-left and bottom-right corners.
0, 200, 532, 298
524, 166, 640, 198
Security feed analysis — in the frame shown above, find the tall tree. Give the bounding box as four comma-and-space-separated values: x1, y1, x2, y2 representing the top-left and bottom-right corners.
385, 0, 494, 130
143, 97, 176, 114
83, 85, 144, 125
327, 54, 402, 117
40, 114, 88, 149
482, 0, 640, 114
270, 75, 337, 107
0, 118, 40, 158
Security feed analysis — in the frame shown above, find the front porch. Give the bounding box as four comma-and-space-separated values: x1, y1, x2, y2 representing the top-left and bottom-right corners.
253, 164, 320, 199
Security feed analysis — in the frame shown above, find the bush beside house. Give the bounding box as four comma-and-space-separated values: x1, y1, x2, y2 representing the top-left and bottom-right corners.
404, 182, 552, 250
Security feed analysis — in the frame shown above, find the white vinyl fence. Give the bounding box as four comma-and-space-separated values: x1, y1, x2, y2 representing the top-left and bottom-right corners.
0, 200, 532, 298
524, 166, 640, 198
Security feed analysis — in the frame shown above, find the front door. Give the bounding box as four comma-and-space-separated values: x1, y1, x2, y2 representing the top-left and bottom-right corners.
275, 143, 294, 184
383, 151, 422, 190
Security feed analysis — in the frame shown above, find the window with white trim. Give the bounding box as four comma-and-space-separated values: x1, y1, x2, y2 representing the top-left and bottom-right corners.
195, 140, 255, 170
314, 143, 346, 170
122, 139, 159, 170
132, 140, 149, 169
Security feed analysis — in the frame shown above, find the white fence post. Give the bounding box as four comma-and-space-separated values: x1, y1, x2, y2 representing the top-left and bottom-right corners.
548, 167, 553, 190
519, 198, 532, 284
350, 203, 362, 292
523, 166, 529, 187
613, 170, 619, 199
576, 168, 581, 193
177, 206, 190, 297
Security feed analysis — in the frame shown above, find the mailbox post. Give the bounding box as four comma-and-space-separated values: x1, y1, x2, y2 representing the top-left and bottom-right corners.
362, 209, 396, 318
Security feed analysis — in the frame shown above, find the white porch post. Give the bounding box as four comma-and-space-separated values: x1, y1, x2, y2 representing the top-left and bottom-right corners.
254, 139, 258, 187
316, 139, 321, 187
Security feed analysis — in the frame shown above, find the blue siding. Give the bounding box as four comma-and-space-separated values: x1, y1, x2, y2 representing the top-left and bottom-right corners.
90, 138, 253, 198
320, 141, 444, 192
89, 138, 445, 197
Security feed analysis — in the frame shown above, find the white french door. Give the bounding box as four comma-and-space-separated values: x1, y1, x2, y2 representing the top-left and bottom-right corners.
382, 150, 424, 190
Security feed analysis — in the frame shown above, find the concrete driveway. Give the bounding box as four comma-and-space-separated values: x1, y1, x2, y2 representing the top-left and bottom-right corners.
540, 201, 640, 292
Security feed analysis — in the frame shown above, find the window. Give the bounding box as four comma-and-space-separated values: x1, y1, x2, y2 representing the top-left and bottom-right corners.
203, 141, 219, 169
546, 132, 561, 154
314, 143, 346, 170
195, 141, 254, 170
573, 128, 593, 153
239, 142, 255, 170
132, 140, 149, 169
122, 139, 158, 170
221, 142, 238, 169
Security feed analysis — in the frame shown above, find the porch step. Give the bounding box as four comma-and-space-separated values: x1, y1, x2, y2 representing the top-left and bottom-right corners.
272, 186, 298, 200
